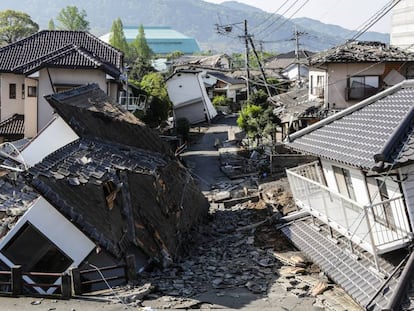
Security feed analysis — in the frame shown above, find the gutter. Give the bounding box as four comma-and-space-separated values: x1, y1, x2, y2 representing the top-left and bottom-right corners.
382, 251, 414, 311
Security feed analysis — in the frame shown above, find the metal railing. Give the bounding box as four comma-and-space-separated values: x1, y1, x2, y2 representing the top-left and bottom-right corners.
286, 162, 411, 258
118, 94, 147, 112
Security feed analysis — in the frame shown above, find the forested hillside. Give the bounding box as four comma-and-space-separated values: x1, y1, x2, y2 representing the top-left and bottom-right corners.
0, 0, 389, 53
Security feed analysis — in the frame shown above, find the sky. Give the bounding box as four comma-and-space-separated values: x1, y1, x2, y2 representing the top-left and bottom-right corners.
204, 0, 392, 33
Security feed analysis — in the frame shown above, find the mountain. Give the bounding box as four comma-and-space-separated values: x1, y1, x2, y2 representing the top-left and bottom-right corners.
0, 0, 389, 53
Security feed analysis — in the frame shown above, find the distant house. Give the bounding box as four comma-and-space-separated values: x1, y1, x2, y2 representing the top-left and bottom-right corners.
0, 84, 208, 295
172, 54, 232, 71
166, 69, 217, 125
204, 71, 246, 103
265, 50, 313, 81
0, 30, 124, 139
308, 40, 414, 109
283, 79, 414, 310
100, 26, 200, 55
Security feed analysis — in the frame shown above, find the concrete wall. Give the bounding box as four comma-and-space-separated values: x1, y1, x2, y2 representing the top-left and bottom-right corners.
37, 68, 107, 132
23, 78, 39, 138
0, 73, 25, 121
391, 0, 414, 51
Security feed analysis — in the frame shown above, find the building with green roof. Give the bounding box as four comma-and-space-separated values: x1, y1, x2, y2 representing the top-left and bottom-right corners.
100, 26, 200, 55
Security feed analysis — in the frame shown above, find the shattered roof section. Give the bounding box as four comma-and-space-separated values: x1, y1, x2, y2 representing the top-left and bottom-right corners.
310, 41, 414, 65
207, 71, 245, 85
29, 138, 208, 264
0, 175, 39, 239
286, 80, 414, 170
45, 84, 172, 155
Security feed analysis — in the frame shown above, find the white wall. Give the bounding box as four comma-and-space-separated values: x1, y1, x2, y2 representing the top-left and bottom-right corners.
24, 78, 39, 138
399, 164, 414, 229
0, 73, 25, 121
37, 68, 108, 132
0, 196, 95, 294
21, 115, 79, 167
166, 73, 202, 105
391, 0, 414, 51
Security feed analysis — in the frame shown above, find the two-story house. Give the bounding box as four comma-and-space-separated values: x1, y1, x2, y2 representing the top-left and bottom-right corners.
0, 30, 124, 139
308, 40, 414, 110
283, 79, 414, 310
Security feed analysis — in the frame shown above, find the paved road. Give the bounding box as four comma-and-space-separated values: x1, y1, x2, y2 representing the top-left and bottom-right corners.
181, 115, 237, 191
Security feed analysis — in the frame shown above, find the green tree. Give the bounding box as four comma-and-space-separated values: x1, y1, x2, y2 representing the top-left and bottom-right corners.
48, 18, 55, 30
0, 10, 39, 45
56, 6, 89, 31
137, 72, 171, 125
128, 24, 154, 80
109, 18, 128, 54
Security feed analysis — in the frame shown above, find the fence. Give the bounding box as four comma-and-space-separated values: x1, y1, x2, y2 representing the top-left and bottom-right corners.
0, 259, 133, 299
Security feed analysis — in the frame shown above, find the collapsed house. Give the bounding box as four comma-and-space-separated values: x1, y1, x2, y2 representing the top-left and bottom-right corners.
0, 84, 209, 294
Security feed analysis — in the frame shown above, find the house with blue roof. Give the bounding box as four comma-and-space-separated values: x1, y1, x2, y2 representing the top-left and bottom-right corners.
100, 26, 201, 55
282, 79, 414, 310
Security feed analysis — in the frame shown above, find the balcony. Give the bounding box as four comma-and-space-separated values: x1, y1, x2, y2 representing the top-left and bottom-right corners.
286, 162, 411, 257
118, 95, 147, 112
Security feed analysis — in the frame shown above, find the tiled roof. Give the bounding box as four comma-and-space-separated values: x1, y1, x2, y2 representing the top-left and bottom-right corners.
0, 114, 24, 135
286, 80, 414, 171
0, 30, 123, 75
207, 71, 245, 85
29, 137, 208, 262
310, 41, 414, 65
45, 84, 172, 155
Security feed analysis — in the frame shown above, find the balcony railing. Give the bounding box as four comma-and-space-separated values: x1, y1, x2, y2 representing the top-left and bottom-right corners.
286, 161, 411, 258
118, 95, 147, 112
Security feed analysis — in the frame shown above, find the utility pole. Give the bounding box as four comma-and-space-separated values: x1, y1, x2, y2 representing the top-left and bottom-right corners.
248, 36, 271, 97
293, 28, 307, 84
244, 19, 251, 101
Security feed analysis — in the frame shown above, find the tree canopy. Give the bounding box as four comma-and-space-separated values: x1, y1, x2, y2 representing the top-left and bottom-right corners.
56, 6, 89, 31
109, 18, 128, 54
128, 24, 154, 81
0, 10, 39, 45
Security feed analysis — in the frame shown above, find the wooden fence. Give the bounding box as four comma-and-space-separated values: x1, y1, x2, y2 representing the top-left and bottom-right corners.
0, 257, 135, 299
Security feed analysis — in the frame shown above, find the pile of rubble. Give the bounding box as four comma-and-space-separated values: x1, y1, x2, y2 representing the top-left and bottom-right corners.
98, 187, 360, 310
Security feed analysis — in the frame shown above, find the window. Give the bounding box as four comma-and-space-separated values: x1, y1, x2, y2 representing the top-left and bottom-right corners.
347, 75, 380, 100
310, 75, 324, 97
372, 179, 396, 229
1, 222, 73, 282
9, 84, 16, 99
333, 166, 356, 200
21, 84, 25, 99
27, 86, 37, 97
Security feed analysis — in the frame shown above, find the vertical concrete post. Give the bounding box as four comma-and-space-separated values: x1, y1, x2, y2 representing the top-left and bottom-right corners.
61, 273, 71, 299
125, 254, 137, 282
11, 265, 22, 296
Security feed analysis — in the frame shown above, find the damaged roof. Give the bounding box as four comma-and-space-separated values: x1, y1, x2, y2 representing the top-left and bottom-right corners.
25, 84, 208, 266
286, 80, 414, 171
0, 30, 123, 77
45, 84, 171, 155
207, 71, 246, 85
310, 41, 414, 65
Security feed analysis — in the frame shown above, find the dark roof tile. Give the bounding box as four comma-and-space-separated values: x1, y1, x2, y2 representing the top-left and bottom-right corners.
287, 81, 414, 170
0, 114, 24, 135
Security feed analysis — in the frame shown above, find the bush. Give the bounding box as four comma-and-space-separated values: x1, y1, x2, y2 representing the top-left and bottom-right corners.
212, 95, 232, 107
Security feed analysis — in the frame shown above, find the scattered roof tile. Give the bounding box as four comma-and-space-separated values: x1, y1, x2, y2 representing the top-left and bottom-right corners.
310, 41, 414, 65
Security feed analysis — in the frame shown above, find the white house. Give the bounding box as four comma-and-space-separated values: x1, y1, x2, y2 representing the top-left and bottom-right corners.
166, 69, 217, 125
0, 30, 124, 139
283, 80, 414, 310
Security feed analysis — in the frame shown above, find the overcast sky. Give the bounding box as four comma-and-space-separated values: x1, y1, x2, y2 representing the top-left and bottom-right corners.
204, 0, 393, 33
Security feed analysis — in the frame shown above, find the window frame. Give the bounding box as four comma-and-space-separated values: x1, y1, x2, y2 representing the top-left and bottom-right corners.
9, 83, 16, 99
